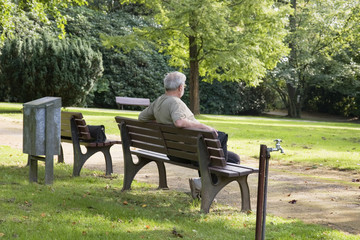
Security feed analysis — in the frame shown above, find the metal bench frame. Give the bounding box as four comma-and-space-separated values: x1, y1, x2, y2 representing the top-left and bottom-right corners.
115, 116, 258, 213
59, 112, 121, 176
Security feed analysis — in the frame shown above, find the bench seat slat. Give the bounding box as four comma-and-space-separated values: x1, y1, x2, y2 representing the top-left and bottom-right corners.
208, 166, 251, 177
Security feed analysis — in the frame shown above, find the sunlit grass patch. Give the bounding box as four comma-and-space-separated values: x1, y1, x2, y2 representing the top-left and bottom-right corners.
0, 146, 358, 239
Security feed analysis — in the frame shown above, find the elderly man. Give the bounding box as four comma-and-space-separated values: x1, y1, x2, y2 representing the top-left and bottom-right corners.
139, 71, 240, 198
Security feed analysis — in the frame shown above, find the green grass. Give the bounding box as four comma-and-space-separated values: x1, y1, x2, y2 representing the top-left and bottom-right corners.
0, 145, 358, 239
1, 103, 360, 171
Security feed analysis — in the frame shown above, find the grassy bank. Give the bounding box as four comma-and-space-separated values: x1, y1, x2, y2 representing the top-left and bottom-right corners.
0, 145, 358, 239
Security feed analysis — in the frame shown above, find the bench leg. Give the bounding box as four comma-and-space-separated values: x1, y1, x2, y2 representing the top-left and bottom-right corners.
155, 161, 169, 190
72, 146, 113, 177
200, 175, 252, 213
101, 146, 113, 176
58, 143, 64, 163
122, 157, 151, 191
237, 175, 251, 212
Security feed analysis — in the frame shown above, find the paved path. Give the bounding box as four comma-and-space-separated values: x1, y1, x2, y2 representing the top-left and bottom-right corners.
1, 116, 359, 235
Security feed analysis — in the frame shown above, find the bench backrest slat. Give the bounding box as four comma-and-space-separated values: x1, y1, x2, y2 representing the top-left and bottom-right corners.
61, 111, 93, 141
132, 141, 167, 154
129, 133, 163, 146
127, 125, 163, 138
115, 116, 227, 167
205, 139, 221, 148
167, 149, 198, 161
162, 132, 197, 145
165, 141, 197, 153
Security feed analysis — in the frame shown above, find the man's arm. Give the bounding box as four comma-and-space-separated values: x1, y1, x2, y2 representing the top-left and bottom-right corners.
174, 118, 217, 133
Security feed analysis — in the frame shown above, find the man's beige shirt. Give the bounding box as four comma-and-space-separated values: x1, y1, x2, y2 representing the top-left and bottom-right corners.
138, 94, 198, 124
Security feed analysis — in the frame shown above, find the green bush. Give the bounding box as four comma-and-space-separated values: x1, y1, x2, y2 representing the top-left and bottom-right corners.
0, 34, 103, 106
200, 80, 267, 115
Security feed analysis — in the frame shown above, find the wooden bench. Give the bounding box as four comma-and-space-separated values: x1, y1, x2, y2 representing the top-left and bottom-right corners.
115, 116, 258, 213
59, 112, 121, 176
115, 97, 150, 110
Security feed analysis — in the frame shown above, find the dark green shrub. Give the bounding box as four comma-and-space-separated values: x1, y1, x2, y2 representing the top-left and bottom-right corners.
200, 80, 267, 115
0, 34, 103, 106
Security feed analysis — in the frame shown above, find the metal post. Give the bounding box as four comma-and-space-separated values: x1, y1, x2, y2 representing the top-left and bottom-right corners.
255, 140, 284, 240
255, 144, 267, 240
262, 149, 270, 240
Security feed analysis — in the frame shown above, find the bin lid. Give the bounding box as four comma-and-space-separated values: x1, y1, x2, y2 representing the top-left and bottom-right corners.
23, 97, 61, 108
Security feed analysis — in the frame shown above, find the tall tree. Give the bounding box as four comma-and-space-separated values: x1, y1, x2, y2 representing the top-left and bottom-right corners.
266, 0, 360, 118
0, 0, 87, 41
103, 0, 291, 114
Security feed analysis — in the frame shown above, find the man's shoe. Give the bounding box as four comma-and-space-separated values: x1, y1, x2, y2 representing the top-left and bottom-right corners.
189, 178, 201, 199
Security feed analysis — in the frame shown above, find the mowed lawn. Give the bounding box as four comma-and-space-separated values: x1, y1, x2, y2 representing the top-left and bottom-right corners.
1, 103, 359, 239
65, 106, 360, 171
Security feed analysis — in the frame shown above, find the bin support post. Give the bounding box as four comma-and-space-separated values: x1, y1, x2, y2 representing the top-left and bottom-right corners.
29, 155, 38, 183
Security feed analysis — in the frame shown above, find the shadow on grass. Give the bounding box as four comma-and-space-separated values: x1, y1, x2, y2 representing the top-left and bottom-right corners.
0, 147, 357, 239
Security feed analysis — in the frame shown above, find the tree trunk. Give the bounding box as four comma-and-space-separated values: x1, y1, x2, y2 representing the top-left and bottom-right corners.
286, 83, 301, 118
189, 36, 200, 115
287, 0, 301, 118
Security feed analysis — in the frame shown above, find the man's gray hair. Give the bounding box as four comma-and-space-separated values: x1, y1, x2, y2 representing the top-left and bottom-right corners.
164, 71, 186, 91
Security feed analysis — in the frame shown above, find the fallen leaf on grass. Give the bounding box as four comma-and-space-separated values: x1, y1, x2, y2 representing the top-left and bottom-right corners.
172, 228, 183, 238
0, 233, 4, 237
41, 213, 46, 217
288, 200, 297, 204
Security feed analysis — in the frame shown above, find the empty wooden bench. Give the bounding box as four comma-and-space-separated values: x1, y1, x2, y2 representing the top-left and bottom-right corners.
59, 112, 121, 176
115, 116, 258, 213
115, 97, 150, 110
